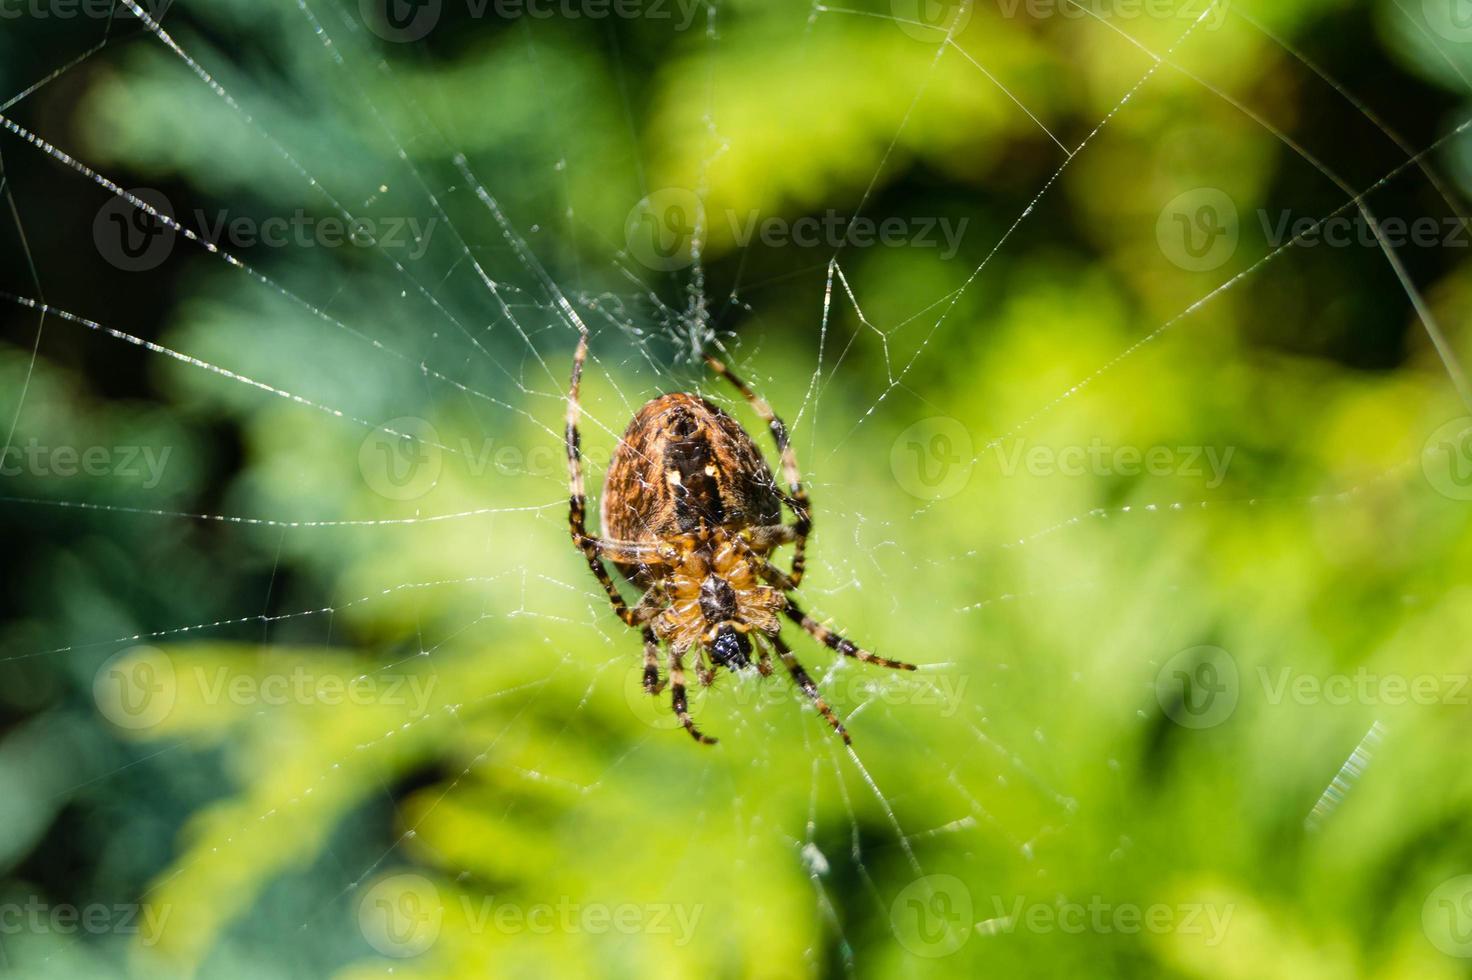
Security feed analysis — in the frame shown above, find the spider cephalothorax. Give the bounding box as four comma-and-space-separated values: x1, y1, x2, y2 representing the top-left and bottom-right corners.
565, 332, 916, 744
649, 530, 785, 657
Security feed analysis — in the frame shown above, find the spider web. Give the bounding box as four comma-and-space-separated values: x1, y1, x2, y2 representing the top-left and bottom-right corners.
0, 0, 1470, 977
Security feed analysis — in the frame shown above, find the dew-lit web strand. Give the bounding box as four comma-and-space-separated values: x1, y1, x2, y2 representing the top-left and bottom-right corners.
121, 670, 558, 955
294, 0, 596, 408
801, 0, 1074, 433
1305, 718, 1385, 832
111, 0, 553, 406
305, 1, 661, 448
815, 6, 1221, 462
0, 12, 568, 458
900, 117, 1472, 563
868, 4, 1472, 487
0, 493, 560, 528
290, 674, 564, 940
37, 611, 571, 968
948, 447, 1427, 565
1233, 7, 1469, 228
980, 111, 1472, 456
0, 575, 513, 664
1387, 0, 1472, 91
792, 756, 855, 977
0, 114, 565, 451
1074, 3, 1472, 410
0, 0, 124, 114
0, 150, 47, 486
0, 292, 477, 457
814, 3, 1076, 161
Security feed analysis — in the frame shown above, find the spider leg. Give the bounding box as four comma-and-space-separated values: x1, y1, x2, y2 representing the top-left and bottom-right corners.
704, 353, 811, 586
669, 648, 716, 744
772, 634, 850, 744
741, 545, 798, 592
642, 627, 664, 695
784, 600, 917, 671
566, 330, 643, 627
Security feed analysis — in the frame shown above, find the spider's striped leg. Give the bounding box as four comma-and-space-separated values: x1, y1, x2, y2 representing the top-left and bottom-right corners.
745, 547, 799, 593
566, 330, 641, 627
784, 601, 917, 671
755, 638, 774, 677
704, 353, 811, 586
669, 648, 716, 744
642, 627, 664, 695
772, 634, 849, 744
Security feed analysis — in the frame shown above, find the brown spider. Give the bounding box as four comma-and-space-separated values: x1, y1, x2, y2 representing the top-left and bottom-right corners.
565, 332, 916, 744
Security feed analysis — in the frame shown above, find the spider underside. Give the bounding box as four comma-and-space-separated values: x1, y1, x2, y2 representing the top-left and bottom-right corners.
565, 333, 916, 744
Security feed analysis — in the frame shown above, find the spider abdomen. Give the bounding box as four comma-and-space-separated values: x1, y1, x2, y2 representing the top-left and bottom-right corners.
600, 392, 783, 586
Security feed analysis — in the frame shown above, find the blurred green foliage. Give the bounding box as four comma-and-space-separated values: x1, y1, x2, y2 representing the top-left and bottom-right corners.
3, 0, 1472, 977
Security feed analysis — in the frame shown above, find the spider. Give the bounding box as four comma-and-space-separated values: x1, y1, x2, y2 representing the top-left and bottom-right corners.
565, 331, 916, 745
